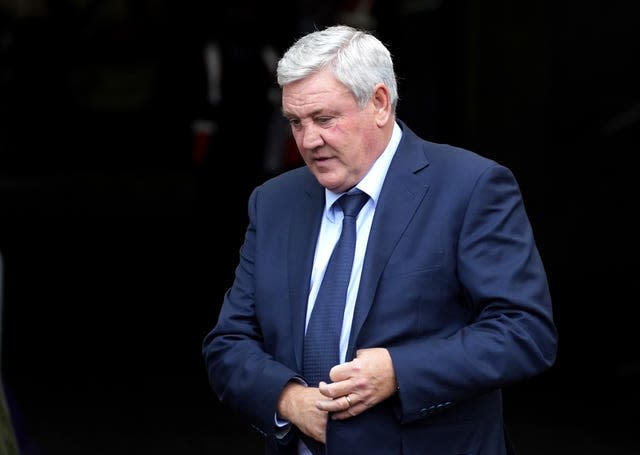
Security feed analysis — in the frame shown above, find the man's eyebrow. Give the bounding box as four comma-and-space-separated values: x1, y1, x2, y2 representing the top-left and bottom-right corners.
282, 108, 338, 118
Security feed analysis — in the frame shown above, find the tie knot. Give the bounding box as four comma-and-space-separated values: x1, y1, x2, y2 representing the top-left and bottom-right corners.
337, 190, 369, 218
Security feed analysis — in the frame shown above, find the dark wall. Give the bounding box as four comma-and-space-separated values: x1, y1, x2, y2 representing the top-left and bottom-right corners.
0, 1, 638, 453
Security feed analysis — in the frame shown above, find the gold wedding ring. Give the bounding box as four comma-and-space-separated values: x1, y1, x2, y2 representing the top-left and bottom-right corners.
345, 395, 352, 407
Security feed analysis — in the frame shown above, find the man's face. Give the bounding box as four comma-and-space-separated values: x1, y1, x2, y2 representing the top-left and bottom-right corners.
282, 69, 380, 193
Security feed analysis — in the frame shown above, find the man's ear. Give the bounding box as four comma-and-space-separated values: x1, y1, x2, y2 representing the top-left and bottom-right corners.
371, 83, 392, 127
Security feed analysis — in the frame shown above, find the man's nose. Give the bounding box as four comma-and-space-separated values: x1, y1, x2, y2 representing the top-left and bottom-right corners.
301, 124, 324, 150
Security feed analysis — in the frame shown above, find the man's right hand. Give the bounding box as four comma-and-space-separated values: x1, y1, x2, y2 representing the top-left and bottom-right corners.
277, 381, 328, 443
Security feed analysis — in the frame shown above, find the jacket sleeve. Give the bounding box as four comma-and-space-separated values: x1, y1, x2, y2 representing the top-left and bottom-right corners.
201, 186, 300, 441
389, 164, 558, 423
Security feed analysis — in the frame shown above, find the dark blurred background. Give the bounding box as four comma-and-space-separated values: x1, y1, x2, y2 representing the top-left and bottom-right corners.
0, 0, 638, 453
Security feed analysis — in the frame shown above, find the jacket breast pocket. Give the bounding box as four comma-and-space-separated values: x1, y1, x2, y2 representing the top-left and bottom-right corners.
380, 249, 445, 281
371, 257, 466, 338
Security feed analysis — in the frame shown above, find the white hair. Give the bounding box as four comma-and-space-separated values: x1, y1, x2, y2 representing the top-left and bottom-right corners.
276, 25, 398, 112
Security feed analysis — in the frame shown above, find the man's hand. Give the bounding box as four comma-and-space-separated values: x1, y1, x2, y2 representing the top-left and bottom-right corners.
277, 382, 329, 443
316, 348, 398, 420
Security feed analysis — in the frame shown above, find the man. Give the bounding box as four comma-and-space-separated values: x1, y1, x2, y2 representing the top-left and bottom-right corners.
202, 25, 557, 454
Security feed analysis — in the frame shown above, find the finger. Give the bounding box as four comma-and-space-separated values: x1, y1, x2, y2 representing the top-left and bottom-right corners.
315, 396, 344, 412
317, 381, 337, 399
318, 377, 356, 399
329, 359, 357, 382
316, 393, 357, 415
331, 404, 359, 420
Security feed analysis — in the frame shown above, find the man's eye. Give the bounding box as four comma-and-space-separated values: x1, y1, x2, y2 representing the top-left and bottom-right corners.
289, 119, 301, 129
316, 117, 332, 125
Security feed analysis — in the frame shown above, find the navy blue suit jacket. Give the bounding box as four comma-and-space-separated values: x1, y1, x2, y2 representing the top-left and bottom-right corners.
203, 121, 557, 454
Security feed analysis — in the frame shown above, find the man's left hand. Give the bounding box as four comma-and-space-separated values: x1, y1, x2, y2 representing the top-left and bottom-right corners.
315, 348, 398, 420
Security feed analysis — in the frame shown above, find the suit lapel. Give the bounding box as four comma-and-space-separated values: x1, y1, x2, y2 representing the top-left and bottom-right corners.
348, 125, 431, 358
288, 180, 325, 371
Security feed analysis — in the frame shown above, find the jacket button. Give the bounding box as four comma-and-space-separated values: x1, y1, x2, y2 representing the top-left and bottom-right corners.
419, 408, 429, 417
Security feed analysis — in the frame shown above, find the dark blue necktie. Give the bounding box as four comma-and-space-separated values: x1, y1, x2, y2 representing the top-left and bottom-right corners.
303, 190, 370, 388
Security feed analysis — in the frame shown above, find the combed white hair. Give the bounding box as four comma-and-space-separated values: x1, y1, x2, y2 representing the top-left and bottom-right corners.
277, 25, 398, 112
